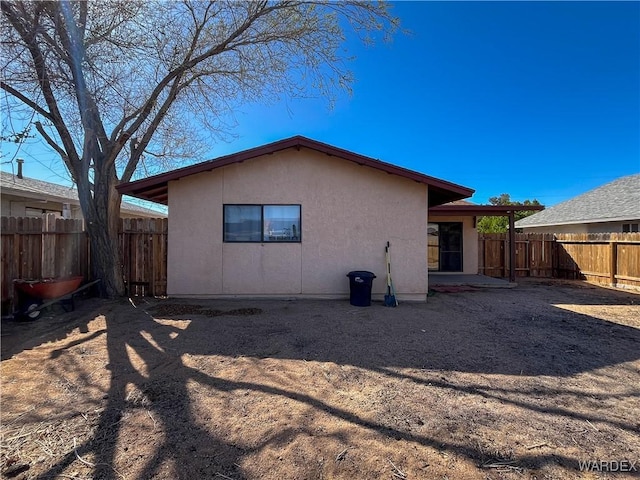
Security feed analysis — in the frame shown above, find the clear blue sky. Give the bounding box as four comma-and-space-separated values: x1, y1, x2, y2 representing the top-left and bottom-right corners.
2, 1, 639, 209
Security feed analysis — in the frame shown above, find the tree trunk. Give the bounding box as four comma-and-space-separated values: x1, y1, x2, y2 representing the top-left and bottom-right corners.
79, 167, 126, 298
86, 211, 125, 298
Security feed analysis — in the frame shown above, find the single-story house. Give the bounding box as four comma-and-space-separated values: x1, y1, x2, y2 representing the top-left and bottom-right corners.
1, 168, 165, 219
515, 173, 640, 234
118, 136, 539, 300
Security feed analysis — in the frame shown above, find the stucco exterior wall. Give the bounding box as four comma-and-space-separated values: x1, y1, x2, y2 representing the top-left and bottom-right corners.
0, 197, 20, 216
168, 148, 429, 300
428, 215, 478, 274
1, 194, 155, 219
0, 195, 78, 218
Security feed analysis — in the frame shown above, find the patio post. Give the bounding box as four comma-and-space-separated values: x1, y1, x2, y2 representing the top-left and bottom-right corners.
508, 210, 516, 283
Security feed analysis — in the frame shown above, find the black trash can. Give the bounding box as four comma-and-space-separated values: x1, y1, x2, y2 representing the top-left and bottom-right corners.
346, 271, 376, 307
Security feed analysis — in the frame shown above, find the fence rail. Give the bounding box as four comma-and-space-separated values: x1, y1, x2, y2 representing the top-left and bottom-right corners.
4, 219, 638, 311
1, 215, 167, 311
479, 232, 640, 289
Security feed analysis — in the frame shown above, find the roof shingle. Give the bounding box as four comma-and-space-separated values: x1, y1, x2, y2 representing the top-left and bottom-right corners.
515, 174, 640, 228
1, 171, 165, 217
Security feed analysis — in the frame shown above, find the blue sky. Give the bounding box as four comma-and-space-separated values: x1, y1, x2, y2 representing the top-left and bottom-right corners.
2, 1, 639, 209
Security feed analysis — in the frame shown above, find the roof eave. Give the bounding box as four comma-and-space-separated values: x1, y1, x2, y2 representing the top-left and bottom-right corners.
117, 136, 475, 206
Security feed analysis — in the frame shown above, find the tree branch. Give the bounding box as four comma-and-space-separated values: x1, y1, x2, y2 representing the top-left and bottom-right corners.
0, 82, 53, 121
1, 0, 82, 176
34, 121, 70, 165
111, 1, 286, 179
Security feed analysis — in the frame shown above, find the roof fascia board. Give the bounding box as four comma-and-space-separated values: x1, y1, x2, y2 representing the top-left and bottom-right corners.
117, 136, 475, 200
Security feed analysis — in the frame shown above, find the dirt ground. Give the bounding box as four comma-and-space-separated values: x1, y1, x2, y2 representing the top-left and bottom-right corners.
1, 279, 639, 480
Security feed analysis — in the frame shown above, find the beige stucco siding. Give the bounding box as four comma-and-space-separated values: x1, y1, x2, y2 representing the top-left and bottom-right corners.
222, 243, 302, 294
168, 148, 429, 300
167, 171, 224, 295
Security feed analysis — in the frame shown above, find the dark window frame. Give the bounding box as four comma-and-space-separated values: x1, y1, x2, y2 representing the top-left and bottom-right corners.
223, 204, 302, 243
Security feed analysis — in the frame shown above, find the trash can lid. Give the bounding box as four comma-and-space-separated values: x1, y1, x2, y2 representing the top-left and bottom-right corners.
347, 271, 376, 278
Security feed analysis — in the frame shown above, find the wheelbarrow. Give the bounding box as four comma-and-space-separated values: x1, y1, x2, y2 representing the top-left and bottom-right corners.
12, 277, 100, 320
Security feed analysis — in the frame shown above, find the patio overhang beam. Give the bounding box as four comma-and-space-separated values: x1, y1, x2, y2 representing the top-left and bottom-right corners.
428, 205, 544, 216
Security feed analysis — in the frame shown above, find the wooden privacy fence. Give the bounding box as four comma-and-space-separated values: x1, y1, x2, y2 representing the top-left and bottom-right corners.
120, 217, 168, 298
1, 216, 88, 308
479, 232, 640, 289
1, 216, 168, 310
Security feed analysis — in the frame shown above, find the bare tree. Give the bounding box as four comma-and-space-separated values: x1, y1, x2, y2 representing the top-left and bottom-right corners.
1, 0, 398, 296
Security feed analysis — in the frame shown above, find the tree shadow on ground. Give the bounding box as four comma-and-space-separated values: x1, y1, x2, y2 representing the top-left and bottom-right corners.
34, 300, 638, 479
144, 289, 640, 378
9, 283, 639, 479
1, 297, 97, 360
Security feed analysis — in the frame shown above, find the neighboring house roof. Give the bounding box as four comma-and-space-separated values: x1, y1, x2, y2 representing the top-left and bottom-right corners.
1, 171, 166, 218
117, 135, 475, 206
515, 174, 640, 228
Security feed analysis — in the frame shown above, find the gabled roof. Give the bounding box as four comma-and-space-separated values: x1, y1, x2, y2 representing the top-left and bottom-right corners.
1, 171, 166, 218
117, 135, 475, 206
515, 174, 640, 228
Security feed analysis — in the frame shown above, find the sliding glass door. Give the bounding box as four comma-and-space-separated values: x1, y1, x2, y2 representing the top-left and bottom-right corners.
428, 222, 463, 272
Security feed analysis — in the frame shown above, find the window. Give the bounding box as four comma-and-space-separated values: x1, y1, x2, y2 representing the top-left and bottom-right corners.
264, 206, 301, 241
224, 205, 301, 242
622, 223, 639, 233
25, 207, 62, 218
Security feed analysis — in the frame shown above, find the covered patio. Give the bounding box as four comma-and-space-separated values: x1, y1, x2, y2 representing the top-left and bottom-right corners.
428, 203, 544, 283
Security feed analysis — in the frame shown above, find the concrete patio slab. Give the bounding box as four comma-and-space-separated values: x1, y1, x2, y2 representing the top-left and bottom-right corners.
429, 273, 516, 288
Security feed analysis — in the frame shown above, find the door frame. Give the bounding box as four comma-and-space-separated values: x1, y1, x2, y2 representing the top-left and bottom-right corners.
427, 221, 464, 272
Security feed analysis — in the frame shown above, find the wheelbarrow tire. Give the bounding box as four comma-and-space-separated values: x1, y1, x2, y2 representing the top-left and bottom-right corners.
20, 302, 42, 321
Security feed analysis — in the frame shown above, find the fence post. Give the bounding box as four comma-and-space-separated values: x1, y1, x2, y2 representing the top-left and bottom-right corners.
609, 240, 617, 286
508, 212, 516, 282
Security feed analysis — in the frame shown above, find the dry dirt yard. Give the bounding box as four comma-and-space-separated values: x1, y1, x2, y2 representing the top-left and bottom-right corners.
1, 279, 639, 480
